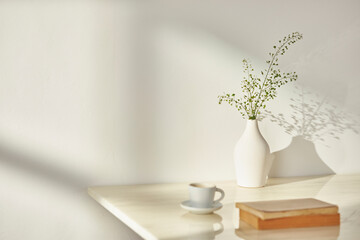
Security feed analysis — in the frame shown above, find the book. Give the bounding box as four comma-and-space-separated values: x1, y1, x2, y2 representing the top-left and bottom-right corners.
236, 198, 340, 230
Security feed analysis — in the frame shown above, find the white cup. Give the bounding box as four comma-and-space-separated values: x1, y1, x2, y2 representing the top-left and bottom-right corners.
189, 183, 225, 208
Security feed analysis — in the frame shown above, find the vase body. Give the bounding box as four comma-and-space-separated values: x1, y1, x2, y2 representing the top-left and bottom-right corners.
234, 120, 271, 187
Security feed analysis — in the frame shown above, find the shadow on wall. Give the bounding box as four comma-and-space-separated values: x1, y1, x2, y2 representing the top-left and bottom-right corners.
267, 86, 360, 177
0, 141, 88, 190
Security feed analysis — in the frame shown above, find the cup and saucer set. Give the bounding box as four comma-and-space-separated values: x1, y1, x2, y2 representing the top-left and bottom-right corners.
180, 183, 225, 214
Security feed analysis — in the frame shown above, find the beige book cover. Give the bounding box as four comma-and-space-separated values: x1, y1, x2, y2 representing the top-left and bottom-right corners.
235, 198, 338, 220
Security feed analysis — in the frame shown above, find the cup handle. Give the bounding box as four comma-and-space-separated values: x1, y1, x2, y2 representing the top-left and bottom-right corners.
214, 187, 225, 204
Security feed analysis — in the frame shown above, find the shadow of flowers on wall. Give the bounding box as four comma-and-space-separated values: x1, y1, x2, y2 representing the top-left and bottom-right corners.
266, 86, 359, 177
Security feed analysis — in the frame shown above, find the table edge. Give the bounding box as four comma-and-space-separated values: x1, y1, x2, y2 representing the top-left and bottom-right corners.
88, 187, 157, 240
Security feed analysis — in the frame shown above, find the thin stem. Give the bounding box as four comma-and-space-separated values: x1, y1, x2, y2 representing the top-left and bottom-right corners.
254, 38, 294, 117
232, 97, 250, 118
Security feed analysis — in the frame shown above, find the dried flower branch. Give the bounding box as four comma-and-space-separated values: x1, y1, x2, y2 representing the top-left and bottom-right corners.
218, 32, 303, 119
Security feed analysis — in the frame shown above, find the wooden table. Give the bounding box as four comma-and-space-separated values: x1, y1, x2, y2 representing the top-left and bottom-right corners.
88, 174, 360, 240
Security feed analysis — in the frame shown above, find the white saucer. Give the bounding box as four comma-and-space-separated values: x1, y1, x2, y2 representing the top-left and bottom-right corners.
180, 200, 223, 214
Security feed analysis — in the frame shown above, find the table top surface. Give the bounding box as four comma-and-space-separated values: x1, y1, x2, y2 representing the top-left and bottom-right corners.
88, 174, 360, 240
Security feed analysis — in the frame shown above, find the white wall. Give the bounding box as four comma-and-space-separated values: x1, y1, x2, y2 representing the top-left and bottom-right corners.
0, 0, 359, 239
0, 1, 142, 239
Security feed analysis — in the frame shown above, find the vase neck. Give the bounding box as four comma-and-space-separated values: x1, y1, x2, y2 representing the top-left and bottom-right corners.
246, 119, 258, 128
244, 119, 260, 135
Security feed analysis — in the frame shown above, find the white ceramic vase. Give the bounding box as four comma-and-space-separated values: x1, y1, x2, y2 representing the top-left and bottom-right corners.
234, 120, 272, 187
